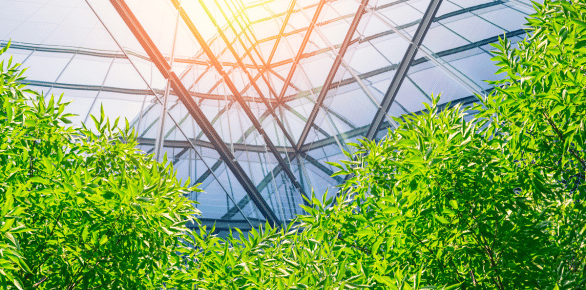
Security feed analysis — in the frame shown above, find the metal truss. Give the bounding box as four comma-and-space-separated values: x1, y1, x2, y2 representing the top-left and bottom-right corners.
267, 0, 298, 66
53, 0, 522, 227
25, 12, 514, 143
190, 0, 296, 147
109, 0, 281, 225
169, 0, 310, 207
275, 0, 327, 102
16, 0, 506, 102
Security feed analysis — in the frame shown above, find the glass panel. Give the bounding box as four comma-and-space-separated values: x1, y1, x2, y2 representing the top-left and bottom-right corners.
21, 51, 72, 82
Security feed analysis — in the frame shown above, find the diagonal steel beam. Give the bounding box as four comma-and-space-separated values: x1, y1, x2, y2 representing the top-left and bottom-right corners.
281, 103, 331, 137
189, 107, 274, 188
169, 0, 310, 205
275, 0, 328, 102
193, 33, 269, 97
365, 0, 443, 139
221, 149, 346, 220
201, 0, 294, 141
300, 153, 343, 183
221, 158, 287, 220
269, 68, 301, 92
109, 0, 281, 226
172, 147, 190, 164
267, 0, 298, 65
295, 0, 369, 150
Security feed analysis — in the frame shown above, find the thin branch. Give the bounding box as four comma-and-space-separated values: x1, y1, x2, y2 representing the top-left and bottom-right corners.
337, 233, 370, 255
542, 110, 586, 174
28, 208, 65, 278
65, 214, 124, 290
32, 276, 47, 288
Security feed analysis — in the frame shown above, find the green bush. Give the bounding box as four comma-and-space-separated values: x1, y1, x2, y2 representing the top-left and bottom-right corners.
0, 41, 202, 289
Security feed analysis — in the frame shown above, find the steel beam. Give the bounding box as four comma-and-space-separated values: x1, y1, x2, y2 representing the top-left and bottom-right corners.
154, 5, 180, 162
365, 0, 443, 139
175, 90, 480, 221
300, 153, 343, 183
109, 0, 281, 226
295, 0, 369, 150
195, 0, 297, 146
138, 138, 296, 153
172, 147, 189, 164
141, 94, 481, 160
169, 0, 310, 204
221, 150, 346, 220
267, 0, 298, 65
187, 38, 266, 97
275, 0, 327, 102
269, 68, 301, 92
9, 0, 501, 73
281, 103, 331, 137
22, 24, 517, 106
188, 218, 264, 232
184, 106, 277, 188
221, 159, 286, 220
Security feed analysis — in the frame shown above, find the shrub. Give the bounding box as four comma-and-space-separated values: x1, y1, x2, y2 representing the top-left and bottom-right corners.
303, 0, 586, 288
0, 41, 202, 289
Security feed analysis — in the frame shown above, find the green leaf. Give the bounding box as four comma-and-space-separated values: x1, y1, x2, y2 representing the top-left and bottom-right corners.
99, 235, 108, 245
434, 215, 450, 225
443, 283, 463, 290
409, 179, 418, 191
2, 191, 14, 216
82, 226, 89, 242
29, 177, 49, 185
136, 196, 152, 202
371, 239, 384, 256
13, 279, 24, 290
5, 232, 18, 248
355, 229, 373, 236
575, 39, 586, 49
383, 207, 399, 214
0, 218, 15, 232
572, 19, 586, 29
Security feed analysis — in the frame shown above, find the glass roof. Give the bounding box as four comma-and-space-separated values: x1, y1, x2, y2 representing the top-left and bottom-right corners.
0, 0, 538, 230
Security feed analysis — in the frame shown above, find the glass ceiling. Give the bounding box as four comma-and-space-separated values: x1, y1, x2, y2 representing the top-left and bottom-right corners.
0, 0, 537, 231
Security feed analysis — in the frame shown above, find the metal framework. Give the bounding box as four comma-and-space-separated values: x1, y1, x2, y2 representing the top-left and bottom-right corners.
168, 0, 310, 207
106, 0, 447, 226
7, 0, 531, 230
275, 0, 328, 102
109, 0, 281, 225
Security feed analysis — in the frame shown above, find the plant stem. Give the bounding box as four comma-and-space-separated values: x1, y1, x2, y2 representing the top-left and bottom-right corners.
542, 111, 586, 174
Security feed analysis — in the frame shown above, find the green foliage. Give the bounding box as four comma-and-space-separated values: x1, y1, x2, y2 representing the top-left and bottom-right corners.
181, 208, 436, 289
307, 91, 583, 288
0, 41, 202, 289
2, 0, 585, 289
303, 0, 586, 288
